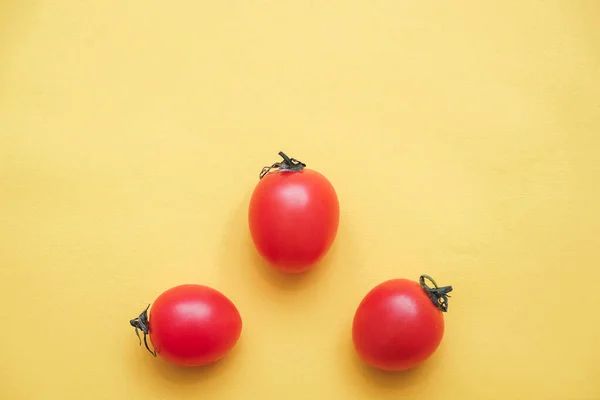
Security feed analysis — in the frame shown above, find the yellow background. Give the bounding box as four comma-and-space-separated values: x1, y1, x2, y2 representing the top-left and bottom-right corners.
1, 1, 599, 399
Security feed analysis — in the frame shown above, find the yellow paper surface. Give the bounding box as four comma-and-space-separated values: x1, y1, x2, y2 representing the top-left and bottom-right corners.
1, 1, 599, 399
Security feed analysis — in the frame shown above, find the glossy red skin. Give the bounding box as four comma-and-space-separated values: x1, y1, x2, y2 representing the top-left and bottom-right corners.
249, 169, 339, 273
352, 279, 445, 371
149, 285, 242, 367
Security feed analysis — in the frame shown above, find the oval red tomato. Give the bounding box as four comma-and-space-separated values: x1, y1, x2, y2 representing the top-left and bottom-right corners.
248, 151, 340, 273
129, 284, 242, 367
352, 275, 453, 371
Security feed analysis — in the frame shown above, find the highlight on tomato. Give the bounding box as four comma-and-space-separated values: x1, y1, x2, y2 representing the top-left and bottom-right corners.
352, 275, 453, 371
129, 284, 242, 367
248, 151, 340, 273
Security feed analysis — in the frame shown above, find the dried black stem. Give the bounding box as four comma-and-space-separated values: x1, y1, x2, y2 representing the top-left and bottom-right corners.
129, 304, 157, 357
419, 275, 453, 312
259, 151, 306, 179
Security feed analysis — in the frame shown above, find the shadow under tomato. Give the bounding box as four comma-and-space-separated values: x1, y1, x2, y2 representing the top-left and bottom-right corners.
338, 328, 439, 397
150, 355, 230, 385
353, 353, 426, 389
128, 331, 243, 387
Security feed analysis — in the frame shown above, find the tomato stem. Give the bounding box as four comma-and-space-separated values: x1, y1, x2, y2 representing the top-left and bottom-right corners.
419, 275, 453, 312
259, 151, 306, 179
129, 304, 157, 357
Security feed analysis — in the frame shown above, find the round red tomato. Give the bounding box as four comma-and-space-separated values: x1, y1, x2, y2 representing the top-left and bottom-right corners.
129, 284, 242, 367
352, 275, 453, 371
248, 151, 340, 273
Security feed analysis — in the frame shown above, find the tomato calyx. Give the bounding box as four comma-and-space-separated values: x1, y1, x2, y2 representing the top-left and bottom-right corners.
259, 151, 306, 179
419, 275, 453, 312
129, 304, 157, 357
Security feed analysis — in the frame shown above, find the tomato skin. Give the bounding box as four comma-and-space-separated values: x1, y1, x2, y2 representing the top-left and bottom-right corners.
352, 279, 445, 371
249, 169, 339, 273
148, 285, 242, 367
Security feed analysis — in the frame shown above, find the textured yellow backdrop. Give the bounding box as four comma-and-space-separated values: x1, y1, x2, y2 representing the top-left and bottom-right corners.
1, 1, 599, 399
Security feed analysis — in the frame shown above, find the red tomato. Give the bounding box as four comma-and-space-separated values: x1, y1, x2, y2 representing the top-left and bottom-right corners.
129, 284, 242, 367
248, 152, 340, 273
352, 275, 453, 371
